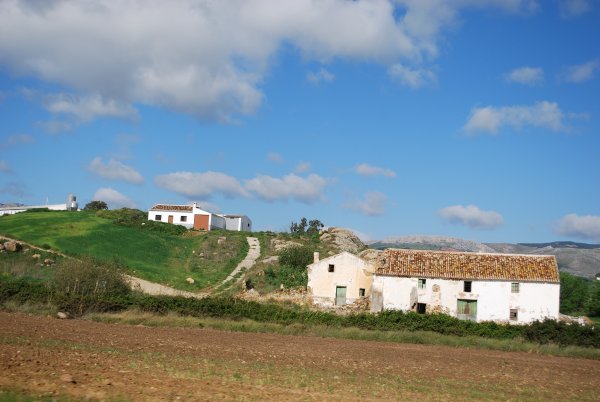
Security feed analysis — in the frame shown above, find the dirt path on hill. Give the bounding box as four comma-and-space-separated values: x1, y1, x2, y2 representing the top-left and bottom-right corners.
221, 236, 260, 285
1, 312, 599, 401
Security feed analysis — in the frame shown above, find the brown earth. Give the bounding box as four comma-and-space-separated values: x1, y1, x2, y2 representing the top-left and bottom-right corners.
0, 312, 598, 401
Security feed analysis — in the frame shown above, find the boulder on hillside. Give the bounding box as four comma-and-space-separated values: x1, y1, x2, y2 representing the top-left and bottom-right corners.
3, 241, 22, 253
271, 239, 303, 252
320, 227, 365, 254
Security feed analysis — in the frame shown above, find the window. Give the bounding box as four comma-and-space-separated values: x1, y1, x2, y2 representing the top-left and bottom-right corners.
511, 282, 520, 293
418, 278, 426, 289
464, 281, 472, 292
417, 303, 427, 314
328, 264, 335, 273
510, 309, 518, 321
180, 216, 187, 222
155, 214, 162, 220
359, 288, 365, 297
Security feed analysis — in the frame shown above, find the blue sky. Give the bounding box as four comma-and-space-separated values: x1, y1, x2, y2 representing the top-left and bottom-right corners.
1, 0, 599, 243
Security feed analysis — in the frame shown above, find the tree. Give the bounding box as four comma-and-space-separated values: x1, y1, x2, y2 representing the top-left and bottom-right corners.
307, 219, 324, 235
586, 280, 600, 317
559, 272, 589, 314
84, 200, 108, 211
290, 217, 323, 236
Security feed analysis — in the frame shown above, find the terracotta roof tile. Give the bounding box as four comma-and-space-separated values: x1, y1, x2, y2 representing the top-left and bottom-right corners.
376, 249, 559, 283
149, 204, 193, 212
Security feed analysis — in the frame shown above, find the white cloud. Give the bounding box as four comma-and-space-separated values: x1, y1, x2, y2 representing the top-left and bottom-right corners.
154, 171, 248, 199
505, 66, 544, 85
559, 0, 592, 18
562, 60, 599, 83
295, 161, 311, 173
464, 101, 568, 134
35, 120, 73, 134
439, 204, 504, 229
43, 92, 138, 122
0, 1, 538, 122
245, 173, 327, 203
0, 182, 26, 197
555, 213, 600, 242
267, 152, 283, 163
388, 64, 436, 88
307, 68, 335, 85
346, 192, 388, 216
4, 134, 34, 147
88, 157, 144, 184
355, 163, 396, 178
93, 187, 137, 209
0, 160, 12, 173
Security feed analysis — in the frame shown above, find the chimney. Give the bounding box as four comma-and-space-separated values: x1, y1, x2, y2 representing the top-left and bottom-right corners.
313, 252, 320, 263
192, 202, 198, 209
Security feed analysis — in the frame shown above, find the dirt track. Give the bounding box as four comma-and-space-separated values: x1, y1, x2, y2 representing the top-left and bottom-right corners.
1, 312, 598, 401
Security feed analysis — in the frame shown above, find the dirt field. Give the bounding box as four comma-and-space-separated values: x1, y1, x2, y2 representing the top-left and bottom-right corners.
0, 312, 598, 401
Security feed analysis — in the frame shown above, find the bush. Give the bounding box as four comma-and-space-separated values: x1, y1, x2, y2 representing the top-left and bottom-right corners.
278, 245, 314, 269
49, 257, 132, 315
96, 208, 187, 236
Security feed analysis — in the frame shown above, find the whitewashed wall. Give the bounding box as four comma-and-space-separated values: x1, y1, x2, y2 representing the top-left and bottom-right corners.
373, 275, 559, 324
147, 210, 194, 229
307, 252, 373, 307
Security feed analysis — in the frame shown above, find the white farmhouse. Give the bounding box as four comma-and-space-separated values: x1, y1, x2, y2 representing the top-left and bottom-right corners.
371, 249, 560, 324
307, 252, 374, 307
147, 203, 251, 232
0, 194, 78, 216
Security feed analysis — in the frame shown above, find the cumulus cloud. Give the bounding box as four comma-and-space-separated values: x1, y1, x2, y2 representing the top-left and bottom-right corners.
355, 163, 396, 178
562, 60, 599, 83
154, 171, 248, 199
559, 0, 592, 18
345, 192, 388, 216
43, 93, 138, 122
555, 213, 600, 242
0, 161, 12, 173
505, 66, 544, 85
295, 162, 311, 173
245, 173, 327, 203
439, 204, 504, 229
35, 120, 73, 134
307, 68, 335, 85
93, 187, 137, 209
388, 63, 436, 88
0, 1, 538, 122
88, 157, 144, 184
463, 101, 569, 134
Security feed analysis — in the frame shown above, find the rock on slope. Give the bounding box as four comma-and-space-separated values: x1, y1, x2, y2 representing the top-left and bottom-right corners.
320, 227, 365, 254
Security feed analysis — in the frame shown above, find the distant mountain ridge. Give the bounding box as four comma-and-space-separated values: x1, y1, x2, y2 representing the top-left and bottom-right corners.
368, 235, 600, 279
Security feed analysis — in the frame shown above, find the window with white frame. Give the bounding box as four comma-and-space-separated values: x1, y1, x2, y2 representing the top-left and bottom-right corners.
418, 278, 426, 289
511, 282, 520, 293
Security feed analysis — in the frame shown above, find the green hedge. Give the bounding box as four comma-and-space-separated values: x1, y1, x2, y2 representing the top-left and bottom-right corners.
1, 276, 598, 348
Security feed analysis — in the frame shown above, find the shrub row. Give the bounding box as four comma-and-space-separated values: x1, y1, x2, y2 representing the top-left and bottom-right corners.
1, 275, 597, 348
96, 208, 187, 235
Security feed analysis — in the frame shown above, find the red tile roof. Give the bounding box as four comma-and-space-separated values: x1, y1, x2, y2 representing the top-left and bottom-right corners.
376, 249, 559, 283
148, 204, 193, 212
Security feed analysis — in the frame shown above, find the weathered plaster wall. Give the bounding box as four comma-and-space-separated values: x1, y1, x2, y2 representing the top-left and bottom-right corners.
308, 252, 373, 307
373, 276, 559, 323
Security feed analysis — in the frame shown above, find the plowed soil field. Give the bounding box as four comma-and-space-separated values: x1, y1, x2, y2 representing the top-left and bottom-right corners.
1, 312, 598, 401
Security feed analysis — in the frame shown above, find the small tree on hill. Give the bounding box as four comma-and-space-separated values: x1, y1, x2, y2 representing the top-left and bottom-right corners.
84, 200, 108, 211
290, 217, 323, 236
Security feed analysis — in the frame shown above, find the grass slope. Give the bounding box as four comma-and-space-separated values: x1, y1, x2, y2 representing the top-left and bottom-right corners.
0, 211, 248, 290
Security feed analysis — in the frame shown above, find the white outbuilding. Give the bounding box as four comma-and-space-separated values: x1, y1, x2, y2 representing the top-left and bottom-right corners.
371, 249, 560, 324
307, 251, 374, 307
147, 203, 251, 232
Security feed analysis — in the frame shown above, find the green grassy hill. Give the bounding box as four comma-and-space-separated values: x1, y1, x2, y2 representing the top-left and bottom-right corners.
0, 211, 249, 291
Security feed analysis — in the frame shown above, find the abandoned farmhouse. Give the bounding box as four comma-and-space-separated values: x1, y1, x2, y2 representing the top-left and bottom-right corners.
308, 248, 560, 324
147, 203, 252, 232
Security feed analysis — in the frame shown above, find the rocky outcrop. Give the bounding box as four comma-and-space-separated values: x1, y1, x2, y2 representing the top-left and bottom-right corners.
271, 239, 303, 252
320, 227, 365, 254
3, 241, 22, 252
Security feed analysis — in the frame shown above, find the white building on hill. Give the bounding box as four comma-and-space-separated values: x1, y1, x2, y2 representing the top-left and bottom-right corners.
147, 203, 251, 232
0, 194, 78, 216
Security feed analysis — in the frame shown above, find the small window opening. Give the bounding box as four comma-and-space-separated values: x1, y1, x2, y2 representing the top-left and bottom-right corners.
155, 214, 162, 220
180, 216, 187, 222
359, 288, 365, 297
464, 281, 472, 292
328, 264, 335, 273
418, 278, 426, 289
417, 303, 427, 314
510, 309, 518, 321
511, 282, 520, 293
